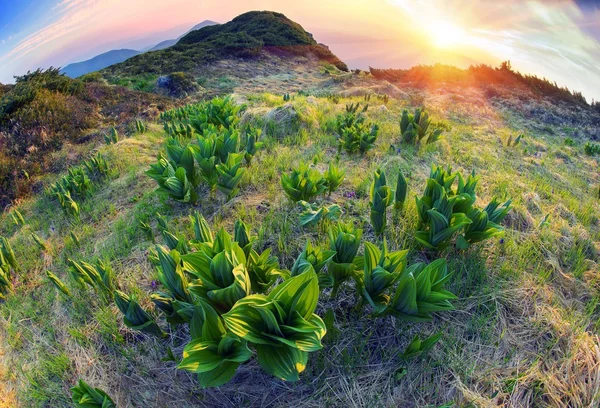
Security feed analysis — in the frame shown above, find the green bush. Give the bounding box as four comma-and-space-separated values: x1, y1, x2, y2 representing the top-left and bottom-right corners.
584, 141, 600, 155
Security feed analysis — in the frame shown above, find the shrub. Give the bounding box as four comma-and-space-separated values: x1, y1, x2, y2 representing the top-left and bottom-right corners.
584, 141, 600, 156
157, 72, 200, 97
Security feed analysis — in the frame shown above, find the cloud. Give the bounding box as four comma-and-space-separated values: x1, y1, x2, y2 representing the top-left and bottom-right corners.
0, 0, 97, 67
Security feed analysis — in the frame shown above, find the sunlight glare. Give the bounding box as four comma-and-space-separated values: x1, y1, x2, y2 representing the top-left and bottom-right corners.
428, 20, 466, 48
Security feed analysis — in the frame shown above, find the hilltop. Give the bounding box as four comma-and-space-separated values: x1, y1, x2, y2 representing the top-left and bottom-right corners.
100, 11, 348, 79
0, 10, 599, 408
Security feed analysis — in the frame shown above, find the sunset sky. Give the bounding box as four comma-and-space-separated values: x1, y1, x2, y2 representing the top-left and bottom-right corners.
1, 0, 600, 100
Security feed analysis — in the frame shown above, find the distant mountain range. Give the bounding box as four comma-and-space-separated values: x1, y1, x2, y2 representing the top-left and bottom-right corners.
60, 20, 218, 78
147, 20, 218, 51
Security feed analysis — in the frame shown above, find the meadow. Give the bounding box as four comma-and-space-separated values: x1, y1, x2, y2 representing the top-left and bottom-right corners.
1, 78, 599, 408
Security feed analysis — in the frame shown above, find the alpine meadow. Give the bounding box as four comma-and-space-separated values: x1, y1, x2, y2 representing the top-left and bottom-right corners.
1, 6, 600, 408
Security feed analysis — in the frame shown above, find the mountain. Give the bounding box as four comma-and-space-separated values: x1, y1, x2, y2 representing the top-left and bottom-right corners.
60, 21, 218, 78
101, 11, 348, 77
148, 20, 218, 51
61, 49, 140, 78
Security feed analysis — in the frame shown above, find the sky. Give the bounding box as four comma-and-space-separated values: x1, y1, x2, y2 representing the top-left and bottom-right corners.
1, 0, 600, 101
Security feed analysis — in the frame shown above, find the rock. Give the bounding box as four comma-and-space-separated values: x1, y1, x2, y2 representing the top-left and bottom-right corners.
377, 105, 388, 113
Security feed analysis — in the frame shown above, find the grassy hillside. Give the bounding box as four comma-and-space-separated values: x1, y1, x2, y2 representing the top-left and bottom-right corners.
1, 68, 599, 407
100, 11, 348, 81
0, 68, 172, 209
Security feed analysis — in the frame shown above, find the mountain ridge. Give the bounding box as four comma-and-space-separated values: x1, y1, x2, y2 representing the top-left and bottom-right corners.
60, 20, 219, 78
148, 20, 218, 51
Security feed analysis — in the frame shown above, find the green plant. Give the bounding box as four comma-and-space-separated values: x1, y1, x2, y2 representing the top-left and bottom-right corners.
222, 270, 326, 382
403, 332, 442, 358
355, 240, 408, 314
244, 126, 262, 165
369, 169, 393, 235
388, 259, 456, 321
10, 209, 25, 226
400, 107, 443, 145
216, 152, 246, 201
335, 103, 379, 154
71, 379, 116, 408
46, 270, 71, 296
415, 165, 511, 250
31, 233, 48, 251
177, 298, 253, 387
104, 127, 118, 145
290, 240, 336, 278
395, 171, 407, 210
150, 98, 256, 204
48, 153, 110, 215
298, 201, 342, 228
281, 163, 328, 203
323, 162, 345, 195
414, 182, 472, 250
507, 134, 523, 147
135, 119, 146, 133
0, 236, 19, 271
339, 122, 379, 154
67, 259, 114, 295
584, 141, 600, 156
327, 222, 362, 296
70, 231, 81, 247
147, 160, 198, 204
114, 290, 166, 338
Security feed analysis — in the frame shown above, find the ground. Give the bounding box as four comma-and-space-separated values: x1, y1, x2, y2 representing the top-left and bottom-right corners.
0, 65, 599, 407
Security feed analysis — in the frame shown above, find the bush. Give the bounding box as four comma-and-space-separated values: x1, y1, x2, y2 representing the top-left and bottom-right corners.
584, 141, 600, 156
157, 72, 200, 97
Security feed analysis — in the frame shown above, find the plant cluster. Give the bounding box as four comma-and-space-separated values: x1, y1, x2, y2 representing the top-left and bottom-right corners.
584, 141, 600, 156
149, 97, 260, 203
160, 96, 241, 136
0, 237, 18, 297
335, 103, 379, 154
47, 153, 111, 216
400, 107, 443, 145
105, 213, 454, 388
104, 127, 119, 145
281, 162, 345, 203
415, 165, 512, 250
135, 119, 147, 133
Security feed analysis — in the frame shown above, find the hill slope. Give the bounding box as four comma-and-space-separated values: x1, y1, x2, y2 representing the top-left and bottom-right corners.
1, 66, 600, 406
100, 11, 347, 79
61, 49, 141, 78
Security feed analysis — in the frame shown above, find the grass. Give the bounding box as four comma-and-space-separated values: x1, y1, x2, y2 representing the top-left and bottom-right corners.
0, 86, 599, 407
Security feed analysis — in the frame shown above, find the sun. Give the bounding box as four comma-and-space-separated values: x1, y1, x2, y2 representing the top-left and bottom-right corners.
428, 20, 467, 49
